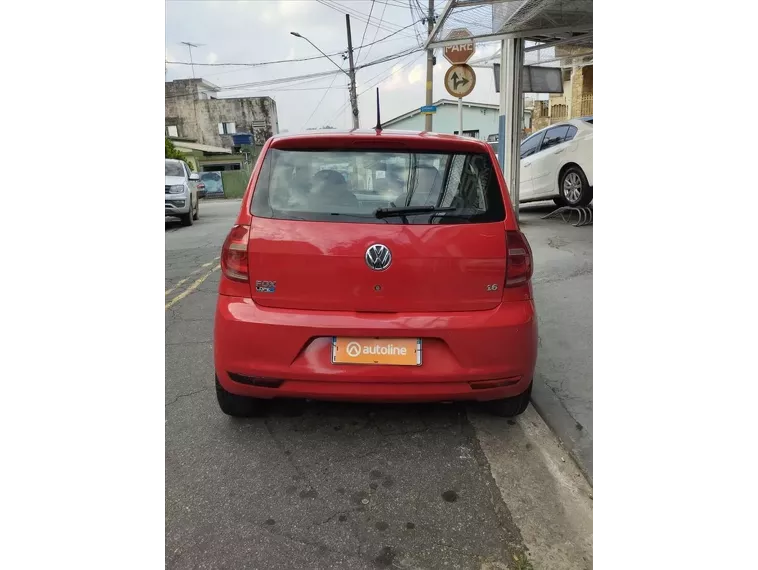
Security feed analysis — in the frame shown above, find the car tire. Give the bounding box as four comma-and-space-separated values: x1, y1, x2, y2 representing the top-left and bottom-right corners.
486, 381, 532, 417
559, 166, 592, 207
180, 199, 194, 226
553, 197, 568, 207
192, 199, 199, 221
215, 375, 267, 417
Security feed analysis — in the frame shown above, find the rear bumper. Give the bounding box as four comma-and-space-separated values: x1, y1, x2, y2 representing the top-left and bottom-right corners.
214, 296, 537, 403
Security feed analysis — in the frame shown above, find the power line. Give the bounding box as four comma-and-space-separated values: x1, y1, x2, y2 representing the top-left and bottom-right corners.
166, 46, 423, 87
319, 0, 397, 31
167, 53, 337, 69
362, 50, 424, 91
326, 51, 424, 126
166, 21, 423, 70
408, 0, 426, 44
355, 0, 376, 64
355, 46, 423, 70
359, 0, 388, 65
359, 51, 425, 99
317, 0, 416, 37
165, 47, 425, 100
217, 70, 341, 92
349, 19, 423, 54
374, 0, 409, 7
301, 72, 341, 130
165, 70, 342, 100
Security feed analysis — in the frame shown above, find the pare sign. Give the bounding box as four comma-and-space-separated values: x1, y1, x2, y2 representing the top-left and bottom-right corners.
443, 28, 476, 65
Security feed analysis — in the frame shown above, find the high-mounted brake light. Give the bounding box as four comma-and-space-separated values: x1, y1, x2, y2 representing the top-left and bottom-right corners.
505, 230, 533, 287
221, 225, 250, 282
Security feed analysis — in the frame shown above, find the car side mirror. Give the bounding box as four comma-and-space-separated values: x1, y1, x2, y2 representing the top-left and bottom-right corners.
189, 172, 200, 181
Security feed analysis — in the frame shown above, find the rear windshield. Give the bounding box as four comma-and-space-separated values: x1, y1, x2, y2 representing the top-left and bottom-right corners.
250, 149, 505, 224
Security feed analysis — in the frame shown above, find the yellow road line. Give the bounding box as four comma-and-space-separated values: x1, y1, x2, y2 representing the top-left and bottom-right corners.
165, 279, 188, 297
165, 258, 220, 296
165, 264, 221, 310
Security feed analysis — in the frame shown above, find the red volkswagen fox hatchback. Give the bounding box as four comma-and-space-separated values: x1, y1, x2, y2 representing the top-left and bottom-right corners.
214, 130, 537, 417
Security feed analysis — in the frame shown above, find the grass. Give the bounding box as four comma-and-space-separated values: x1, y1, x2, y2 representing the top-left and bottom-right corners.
218, 170, 251, 200
512, 553, 535, 570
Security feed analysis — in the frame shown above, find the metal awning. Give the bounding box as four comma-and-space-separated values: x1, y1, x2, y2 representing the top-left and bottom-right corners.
173, 142, 232, 155
424, 0, 593, 221
425, 0, 592, 49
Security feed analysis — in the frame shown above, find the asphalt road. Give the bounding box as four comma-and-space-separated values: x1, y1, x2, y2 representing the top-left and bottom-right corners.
519, 202, 593, 482
165, 200, 592, 570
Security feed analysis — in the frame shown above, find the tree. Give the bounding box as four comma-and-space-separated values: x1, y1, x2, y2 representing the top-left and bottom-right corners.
165, 138, 192, 168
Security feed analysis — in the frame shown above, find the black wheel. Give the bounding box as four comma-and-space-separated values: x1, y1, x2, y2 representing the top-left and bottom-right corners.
180, 199, 194, 227
215, 375, 267, 417
192, 198, 200, 221
486, 381, 532, 417
559, 166, 592, 207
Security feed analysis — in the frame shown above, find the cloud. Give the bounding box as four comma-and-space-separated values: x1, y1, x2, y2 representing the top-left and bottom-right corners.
380, 65, 405, 91
258, 1, 312, 25
407, 64, 423, 85
279, 1, 309, 17
166, 1, 505, 132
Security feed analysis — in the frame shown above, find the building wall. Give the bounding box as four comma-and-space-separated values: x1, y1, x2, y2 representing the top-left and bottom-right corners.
385, 104, 501, 140
165, 79, 279, 148
180, 151, 201, 172
573, 65, 592, 116
531, 65, 593, 132
197, 154, 244, 170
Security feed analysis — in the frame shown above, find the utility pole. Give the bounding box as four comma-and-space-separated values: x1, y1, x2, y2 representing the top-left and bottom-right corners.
345, 15, 360, 129
424, 0, 435, 131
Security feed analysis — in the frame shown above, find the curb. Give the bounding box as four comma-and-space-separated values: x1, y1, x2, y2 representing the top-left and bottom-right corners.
530, 374, 593, 486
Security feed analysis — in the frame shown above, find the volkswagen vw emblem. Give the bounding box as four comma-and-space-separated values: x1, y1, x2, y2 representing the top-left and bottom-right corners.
365, 244, 392, 271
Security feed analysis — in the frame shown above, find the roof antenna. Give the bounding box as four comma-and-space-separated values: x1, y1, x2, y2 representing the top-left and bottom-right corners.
374, 88, 382, 131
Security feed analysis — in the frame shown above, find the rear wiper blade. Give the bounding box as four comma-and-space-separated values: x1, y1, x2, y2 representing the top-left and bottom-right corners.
374, 206, 456, 218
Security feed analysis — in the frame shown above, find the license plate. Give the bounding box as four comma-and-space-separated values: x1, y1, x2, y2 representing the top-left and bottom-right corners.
331, 337, 422, 366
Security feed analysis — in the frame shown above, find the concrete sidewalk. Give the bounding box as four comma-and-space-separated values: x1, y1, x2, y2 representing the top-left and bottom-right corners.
520, 202, 593, 483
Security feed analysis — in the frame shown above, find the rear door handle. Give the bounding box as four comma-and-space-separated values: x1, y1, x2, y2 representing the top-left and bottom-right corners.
523, 163, 531, 168
553, 149, 565, 155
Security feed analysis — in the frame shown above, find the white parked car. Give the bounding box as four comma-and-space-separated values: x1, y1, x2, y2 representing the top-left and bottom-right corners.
490, 118, 593, 206
165, 159, 202, 226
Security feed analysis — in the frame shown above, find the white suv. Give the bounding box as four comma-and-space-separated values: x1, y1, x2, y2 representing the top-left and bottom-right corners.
165, 159, 201, 226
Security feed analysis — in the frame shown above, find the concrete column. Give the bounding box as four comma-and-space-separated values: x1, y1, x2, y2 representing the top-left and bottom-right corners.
497, 40, 507, 169
569, 65, 584, 118
499, 38, 524, 220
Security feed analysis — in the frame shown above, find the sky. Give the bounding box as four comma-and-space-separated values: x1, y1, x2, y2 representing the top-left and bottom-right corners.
165, 0, 505, 133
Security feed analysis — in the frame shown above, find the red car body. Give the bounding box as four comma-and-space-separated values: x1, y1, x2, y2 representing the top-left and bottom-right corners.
214, 130, 537, 412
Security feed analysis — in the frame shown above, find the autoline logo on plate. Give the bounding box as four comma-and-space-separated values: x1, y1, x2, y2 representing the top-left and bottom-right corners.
346, 341, 407, 358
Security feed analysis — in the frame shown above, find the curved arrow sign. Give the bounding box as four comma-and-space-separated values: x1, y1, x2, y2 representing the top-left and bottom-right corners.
444, 64, 476, 98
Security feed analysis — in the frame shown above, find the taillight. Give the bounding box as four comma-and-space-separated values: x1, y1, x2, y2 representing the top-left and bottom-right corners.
221, 224, 250, 282
505, 230, 533, 287
197, 182, 205, 189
